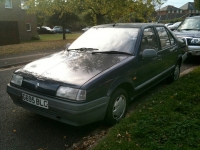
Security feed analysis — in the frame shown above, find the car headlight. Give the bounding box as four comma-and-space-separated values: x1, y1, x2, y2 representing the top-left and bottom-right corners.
191, 38, 200, 44
10, 74, 23, 86
56, 86, 86, 100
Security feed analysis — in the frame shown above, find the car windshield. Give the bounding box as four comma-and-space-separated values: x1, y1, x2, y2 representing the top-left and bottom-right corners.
178, 18, 200, 30
69, 27, 139, 54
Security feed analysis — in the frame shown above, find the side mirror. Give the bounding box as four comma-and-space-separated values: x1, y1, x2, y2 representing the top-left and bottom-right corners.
142, 49, 157, 58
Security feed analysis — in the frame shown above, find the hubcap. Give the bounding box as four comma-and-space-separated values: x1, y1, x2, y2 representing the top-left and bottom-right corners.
112, 95, 126, 121
174, 65, 180, 80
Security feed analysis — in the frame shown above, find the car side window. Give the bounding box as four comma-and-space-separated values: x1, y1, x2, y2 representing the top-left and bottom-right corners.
167, 30, 175, 45
139, 27, 158, 54
156, 27, 174, 49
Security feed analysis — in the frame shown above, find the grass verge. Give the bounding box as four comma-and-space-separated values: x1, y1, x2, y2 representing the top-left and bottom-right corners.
93, 67, 200, 150
39, 33, 81, 41
0, 33, 82, 56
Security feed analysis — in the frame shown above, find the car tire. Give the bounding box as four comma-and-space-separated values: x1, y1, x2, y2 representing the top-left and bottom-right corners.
104, 88, 128, 126
167, 63, 180, 83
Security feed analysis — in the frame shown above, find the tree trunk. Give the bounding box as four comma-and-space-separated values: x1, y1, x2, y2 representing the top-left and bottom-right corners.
62, 25, 66, 40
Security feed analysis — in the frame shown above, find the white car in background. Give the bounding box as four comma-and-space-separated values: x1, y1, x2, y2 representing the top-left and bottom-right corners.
168, 22, 181, 31
82, 26, 91, 31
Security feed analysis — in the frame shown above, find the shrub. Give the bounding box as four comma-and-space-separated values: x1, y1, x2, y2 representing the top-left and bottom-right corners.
31, 34, 40, 40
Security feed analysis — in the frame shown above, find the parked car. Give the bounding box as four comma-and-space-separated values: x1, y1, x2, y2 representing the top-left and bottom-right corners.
174, 16, 200, 56
168, 22, 181, 31
7, 23, 187, 126
165, 23, 173, 27
82, 26, 91, 31
37, 26, 55, 34
53, 26, 71, 33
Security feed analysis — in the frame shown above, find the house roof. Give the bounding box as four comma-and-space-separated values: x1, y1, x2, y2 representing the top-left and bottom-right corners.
179, 2, 196, 10
160, 5, 181, 11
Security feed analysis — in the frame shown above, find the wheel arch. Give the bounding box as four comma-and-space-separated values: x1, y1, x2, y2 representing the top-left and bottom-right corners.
107, 77, 134, 102
177, 54, 183, 66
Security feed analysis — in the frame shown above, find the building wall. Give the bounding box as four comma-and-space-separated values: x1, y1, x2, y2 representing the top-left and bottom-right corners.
0, 0, 37, 43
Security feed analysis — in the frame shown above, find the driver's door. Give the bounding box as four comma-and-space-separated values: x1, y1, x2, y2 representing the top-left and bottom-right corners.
132, 27, 163, 93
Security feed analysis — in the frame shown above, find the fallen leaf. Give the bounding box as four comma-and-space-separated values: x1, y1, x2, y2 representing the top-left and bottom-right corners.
117, 134, 121, 137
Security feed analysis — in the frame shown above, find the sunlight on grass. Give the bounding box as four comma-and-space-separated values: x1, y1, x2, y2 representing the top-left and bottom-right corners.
0, 33, 83, 56
39, 33, 82, 41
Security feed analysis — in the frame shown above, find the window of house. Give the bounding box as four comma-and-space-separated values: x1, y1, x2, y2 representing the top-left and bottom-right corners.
192, 10, 195, 13
5, 0, 12, 8
26, 23, 31, 31
180, 10, 182, 13
168, 10, 170, 13
189, 10, 191, 13
172, 10, 174, 13
176, 10, 179, 13
21, 0, 29, 10
196, 10, 199, 13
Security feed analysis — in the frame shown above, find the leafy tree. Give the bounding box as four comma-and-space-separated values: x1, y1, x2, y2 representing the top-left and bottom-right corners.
25, 0, 168, 35
26, 0, 73, 40
71, 0, 167, 24
47, 12, 80, 31
194, 0, 200, 10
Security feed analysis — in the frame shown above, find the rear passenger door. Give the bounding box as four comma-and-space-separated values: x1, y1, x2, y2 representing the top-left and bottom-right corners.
155, 26, 178, 77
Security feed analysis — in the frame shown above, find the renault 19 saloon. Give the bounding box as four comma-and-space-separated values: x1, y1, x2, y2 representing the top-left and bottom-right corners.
7, 23, 187, 126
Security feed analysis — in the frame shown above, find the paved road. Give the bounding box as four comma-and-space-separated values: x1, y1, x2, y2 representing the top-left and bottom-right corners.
0, 55, 199, 150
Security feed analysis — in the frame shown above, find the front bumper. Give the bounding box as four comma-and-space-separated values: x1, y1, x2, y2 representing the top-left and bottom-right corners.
187, 45, 200, 56
7, 84, 109, 126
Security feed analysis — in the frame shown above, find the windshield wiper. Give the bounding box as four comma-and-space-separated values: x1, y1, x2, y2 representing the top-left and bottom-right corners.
92, 51, 132, 55
67, 48, 99, 51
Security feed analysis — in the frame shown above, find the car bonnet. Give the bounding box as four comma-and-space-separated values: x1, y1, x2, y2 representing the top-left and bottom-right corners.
16, 51, 130, 87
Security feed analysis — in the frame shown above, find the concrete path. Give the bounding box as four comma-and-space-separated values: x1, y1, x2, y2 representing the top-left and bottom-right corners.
0, 49, 62, 69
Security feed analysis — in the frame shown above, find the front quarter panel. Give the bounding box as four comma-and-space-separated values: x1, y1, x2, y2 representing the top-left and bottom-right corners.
82, 56, 135, 101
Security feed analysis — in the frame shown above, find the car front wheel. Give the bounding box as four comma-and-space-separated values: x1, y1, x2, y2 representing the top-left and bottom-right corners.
167, 63, 180, 83
104, 88, 128, 126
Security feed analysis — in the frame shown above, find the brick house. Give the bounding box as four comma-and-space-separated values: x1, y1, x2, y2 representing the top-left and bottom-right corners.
157, 2, 200, 22
0, 0, 37, 45
180, 2, 200, 15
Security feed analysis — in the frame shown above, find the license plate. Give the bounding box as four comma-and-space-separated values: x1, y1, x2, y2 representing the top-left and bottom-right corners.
22, 93, 48, 109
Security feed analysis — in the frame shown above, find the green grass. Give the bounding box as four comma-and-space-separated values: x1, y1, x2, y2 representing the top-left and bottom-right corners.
39, 33, 82, 41
93, 67, 200, 150
0, 33, 82, 56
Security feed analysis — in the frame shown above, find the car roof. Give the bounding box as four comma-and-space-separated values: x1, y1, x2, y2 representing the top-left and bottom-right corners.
93, 23, 165, 28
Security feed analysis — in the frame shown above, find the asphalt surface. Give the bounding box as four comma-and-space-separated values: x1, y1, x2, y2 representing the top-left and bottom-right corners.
0, 66, 105, 150
0, 50, 200, 150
